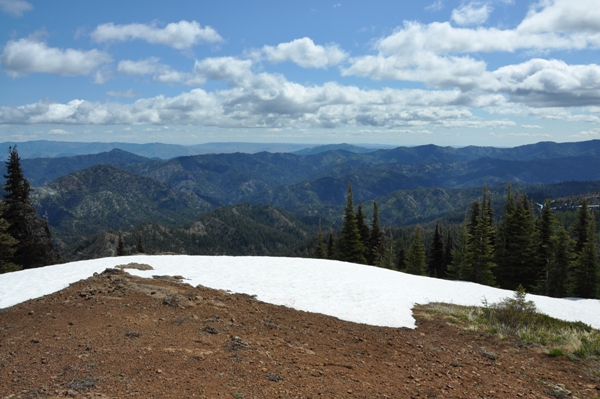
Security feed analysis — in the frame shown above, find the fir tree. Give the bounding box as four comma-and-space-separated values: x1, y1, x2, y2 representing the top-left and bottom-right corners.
495, 189, 539, 291
427, 224, 445, 278
536, 200, 555, 295
314, 221, 326, 259
395, 245, 407, 271
356, 202, 370, 259
116, 232, 126, 256
460, 197, 496, 286
368, 202, 383, 265
2, 146, 57, 269
443, 233, 453, 279
326, 232, 335, 260
571, 218, 600, 299
0, 216, 19, 273
547, 226, 574, 298
337, 183, 366, 264
137, 234, 146, 254
406, 225, 426, 275
448, 221, 468, 280
572, 198, 592, 254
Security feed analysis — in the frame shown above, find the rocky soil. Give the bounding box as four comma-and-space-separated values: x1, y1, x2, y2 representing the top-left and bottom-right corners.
1, 264, 599, 399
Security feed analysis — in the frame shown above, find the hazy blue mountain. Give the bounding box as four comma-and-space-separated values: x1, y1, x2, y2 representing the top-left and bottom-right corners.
32, 165, 211, 248
292, 143, 384, 155
21, 149, 150, 186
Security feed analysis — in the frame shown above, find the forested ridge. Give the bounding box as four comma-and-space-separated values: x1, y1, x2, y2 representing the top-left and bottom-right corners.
2, 141, 600, 300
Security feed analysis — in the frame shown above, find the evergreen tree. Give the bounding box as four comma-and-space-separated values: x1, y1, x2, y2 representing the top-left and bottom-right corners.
326, 232, 335, 260
116, 232, 126, 256
547, 226, 574, 298
137, 234, 146, 254
395, 245, 407, 271
572, 198, 592, 254
368, 202, 383, 265
448, 221, 468, 280
443, 233, 453, 279
571, 218, 600, 298
2, 146, 57, 269
427, 224, 445, 278
356, 202, 370, 259
495, 189, 539, 291
406, 225, 426, 275
314, 222, 326, 259
379, 230, 396, 269
337, 183, 366, 264
0, 216, 19, 273
460, 197, 496, 286
536, 200, 555, 295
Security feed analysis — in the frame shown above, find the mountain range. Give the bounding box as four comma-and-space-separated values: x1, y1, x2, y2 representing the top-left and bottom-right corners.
9, 139, 600, 260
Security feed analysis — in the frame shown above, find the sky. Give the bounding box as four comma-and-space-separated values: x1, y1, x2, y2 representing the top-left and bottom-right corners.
1, 0, 600, 147
1, 255, 599, 329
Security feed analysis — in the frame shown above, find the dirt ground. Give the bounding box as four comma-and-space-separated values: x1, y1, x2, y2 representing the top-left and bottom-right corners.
1, 265, 599, 399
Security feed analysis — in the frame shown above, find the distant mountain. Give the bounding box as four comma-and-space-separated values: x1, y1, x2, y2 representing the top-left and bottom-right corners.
293, 143, 383, 155
62, 203, 315, 260
32, 165, 211, 248
0, 140, 314, 160
21, 149, 150, 186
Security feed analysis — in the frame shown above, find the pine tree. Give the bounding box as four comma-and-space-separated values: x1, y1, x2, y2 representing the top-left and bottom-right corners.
427, 224, 445, 278
356, 202, 370, 259
395, 246, 407, 271
460, 197, 496, 286
547, 226, 574, 298
0, 216, 19, 273
326, 232, 335, 259
116, 232, 126, 256
368, 202, 383, 265
571, 218, 600, 298
137, 234, 146, 254
406, 225, 426, 275
495, 189, 539, 291
448, 221, 468, 280
536, 200, 555, 295
2, 146, 57, 269
443, 233, 453, 279
337, 183, 366, 264
314, 221, 326, 259
572, 198, 592, 254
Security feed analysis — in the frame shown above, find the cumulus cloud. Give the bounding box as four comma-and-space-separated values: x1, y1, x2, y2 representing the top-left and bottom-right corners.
0, 61, 516, 131
91, 20, 223, 50
106, 89, 137, 98
425, 0, 444, 11
0, 0, 32, 17
48, 128, 73, 135
518, 0, 600, 34
117, 57, 188, 83
0, 38, 111, 77
262, 38, 348, 68
451, 2, 492, 26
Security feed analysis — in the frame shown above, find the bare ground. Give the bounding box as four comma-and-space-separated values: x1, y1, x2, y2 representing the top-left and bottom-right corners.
1, 266, 599, 399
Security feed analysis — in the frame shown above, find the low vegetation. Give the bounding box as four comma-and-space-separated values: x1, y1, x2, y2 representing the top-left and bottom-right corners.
423, 288, 600, 359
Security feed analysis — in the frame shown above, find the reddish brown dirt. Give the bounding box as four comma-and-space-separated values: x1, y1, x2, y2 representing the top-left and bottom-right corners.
1, 267, 599, 399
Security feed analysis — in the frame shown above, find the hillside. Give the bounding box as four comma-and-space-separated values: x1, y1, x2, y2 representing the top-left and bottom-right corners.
32, 165, 211, 248
1, 257, 599, 398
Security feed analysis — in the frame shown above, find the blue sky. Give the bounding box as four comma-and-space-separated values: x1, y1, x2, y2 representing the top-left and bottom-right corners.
1, 0, 600, 147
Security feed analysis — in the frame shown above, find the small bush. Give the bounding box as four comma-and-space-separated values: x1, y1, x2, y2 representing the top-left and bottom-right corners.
548, 348, 564, 357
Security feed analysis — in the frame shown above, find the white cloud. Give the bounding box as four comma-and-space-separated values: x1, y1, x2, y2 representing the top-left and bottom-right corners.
425, 0, 444, 11
1, 38, 111, 77
518, 0, 600, 34
522, 124, 542, 128
106, 89, 137, 98
48, 128, 73, 135
91, 20, 223, 50
451, 2, 492, 26
0, 62, 514, 131
0, 0, 32, 17
117, 57, 188, 83
262, 38, 348, 68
